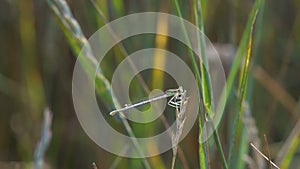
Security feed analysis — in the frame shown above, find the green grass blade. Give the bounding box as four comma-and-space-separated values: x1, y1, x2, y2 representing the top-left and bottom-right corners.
213, 129, 228, 169
280, 130, 300, 169
227, 2, 260, 167
47, 0, 114, 107
46, 1, 151, 168
173, 0, 207, 168
174, 1, 229, 169
225, 0, 263, 102
193, 1, 228, 168
194, 0, 214, 119
173, 0, 202, 86
276, 100, 300, 169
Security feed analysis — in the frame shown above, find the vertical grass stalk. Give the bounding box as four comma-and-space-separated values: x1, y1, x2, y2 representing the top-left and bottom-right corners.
34, 108, 53, 169
226, 0, 263, 163
228, 5, 259, 168
173, 0, 207, 168
193, 0, 228, 168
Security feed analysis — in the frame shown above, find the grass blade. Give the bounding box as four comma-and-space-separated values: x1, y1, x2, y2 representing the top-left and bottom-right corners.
47, 0, 114, 106
173, 0, 207, 168
34, 108, 53, 169
228, 2, 260, 167
47, 1, 151, 168
276, 100, 300, 169
250, 143, 280, 169
225, 0, 263, 102
193, 1, 228, 168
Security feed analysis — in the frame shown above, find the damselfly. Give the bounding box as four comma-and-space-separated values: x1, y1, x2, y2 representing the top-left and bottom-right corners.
109, 86, 186, 116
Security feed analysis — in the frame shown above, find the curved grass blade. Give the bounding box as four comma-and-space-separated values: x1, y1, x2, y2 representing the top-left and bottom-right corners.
46, 1, 151, 168
227, 1, 261, 167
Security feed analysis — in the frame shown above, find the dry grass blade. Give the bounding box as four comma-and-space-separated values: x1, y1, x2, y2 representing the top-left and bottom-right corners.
253, 66, 297, 116
34, 108, 53, 169
250, 143, 280, 169
264, 135, 272, 169
243, 102, 264, 169
170, 89, 188, 169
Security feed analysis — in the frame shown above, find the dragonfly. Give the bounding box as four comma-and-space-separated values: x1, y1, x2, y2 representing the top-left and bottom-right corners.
109, 86, 186, 116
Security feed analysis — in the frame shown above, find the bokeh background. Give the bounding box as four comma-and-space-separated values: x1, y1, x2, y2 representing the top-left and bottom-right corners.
0, 0, 299, 169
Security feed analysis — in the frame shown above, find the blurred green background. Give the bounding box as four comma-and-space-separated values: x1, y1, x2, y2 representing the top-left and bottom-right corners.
0, 0, 299, 169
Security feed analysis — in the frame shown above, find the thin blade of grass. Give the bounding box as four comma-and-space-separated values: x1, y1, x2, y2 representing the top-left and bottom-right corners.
193, 1, 228, 168
225, 0, 263, 102
227, 0, 262, 166
250, 143, 280, 169
173, 0, 207, 168
194, 0, 214, 119
109, 145, 130, 169
263, 135, 272, 169
243, 102, 264, 169
34, 108, 53, 169
174, 0, 229, 168
276, 100, 300, 169
229, 12, 259, 167
47, 0, 114, 106
253, 66, 297, 115
46, 1, 151, 168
